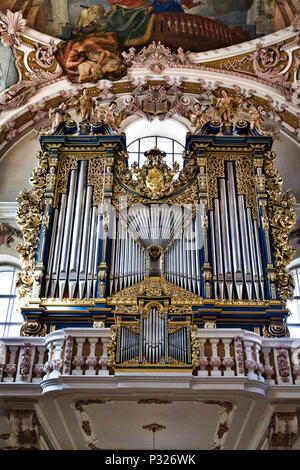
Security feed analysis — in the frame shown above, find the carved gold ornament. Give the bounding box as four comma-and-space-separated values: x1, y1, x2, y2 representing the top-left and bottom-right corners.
107, 324, 118, 370
190, 325, 200, 371
264, 151, 296, 305
113, 148, 198, 205
16, 151, 49, 300
20, 320, 46, 337
107, 278, 202, 306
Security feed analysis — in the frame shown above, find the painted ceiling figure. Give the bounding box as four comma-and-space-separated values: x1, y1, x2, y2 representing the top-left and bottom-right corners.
57, 31, 127, 83
74, 5, 107, 29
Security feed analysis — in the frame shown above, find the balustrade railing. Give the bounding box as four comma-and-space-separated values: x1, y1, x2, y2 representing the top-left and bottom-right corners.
0, 329, 299, 386
150, 13, 249, 52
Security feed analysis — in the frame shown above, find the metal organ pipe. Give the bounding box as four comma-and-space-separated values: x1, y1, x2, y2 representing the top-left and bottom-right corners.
68, 161, 87, 298
210, 211, 218, 298
78, 185, 93, 299
86, 206, 97, 298
219, 178, 233, 299
227, 163, 243, 300
253, 219, 265, 299
108, 219, 146, 295
45, 206, 59, 297
238, 194, 253, 300
214, 198, 225, 299
142, 307, 164, 364
49, 194, 67, 297
58, 169, 78, 298
246, 208, 260, 300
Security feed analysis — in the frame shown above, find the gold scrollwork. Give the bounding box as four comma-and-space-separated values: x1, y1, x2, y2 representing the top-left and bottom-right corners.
190, 325, 200, 371
16, 151, 50, 300
20, 319, 46, 337
121, 323, 139, 333
107, 278, 202, 306
107, 324, 118, 371
112, 148, 199, 207
264, 151, 296, 305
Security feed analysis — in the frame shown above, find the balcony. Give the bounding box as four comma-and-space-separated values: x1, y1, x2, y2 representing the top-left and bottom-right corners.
0, 328, 300, 450
1, 328, 299, 392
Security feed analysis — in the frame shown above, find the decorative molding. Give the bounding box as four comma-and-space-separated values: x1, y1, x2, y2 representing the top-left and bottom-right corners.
268, 410, 298, 449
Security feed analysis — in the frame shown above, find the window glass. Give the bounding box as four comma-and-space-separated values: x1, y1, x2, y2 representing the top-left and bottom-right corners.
0, 266, 23, 337
127, 136, 184, 171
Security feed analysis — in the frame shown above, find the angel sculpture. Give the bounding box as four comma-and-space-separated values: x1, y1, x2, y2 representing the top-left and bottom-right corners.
94, 97, 106, 122
189, 103, 213, 133
215, 89, 242, 122
103, 101, 123, 133
48, 102, 71, 133
74, 88, 94, 122
247, 106, 265, 133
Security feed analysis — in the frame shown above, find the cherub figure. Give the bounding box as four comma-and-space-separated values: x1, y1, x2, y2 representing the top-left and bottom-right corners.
248, 106, 265, 133
48, 102, 71, 133
93, 97, 106, 122
103, 101, 123, 132
189, 102, 212, 133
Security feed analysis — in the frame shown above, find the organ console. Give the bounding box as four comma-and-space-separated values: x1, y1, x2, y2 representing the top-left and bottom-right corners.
16, 118, 296, 371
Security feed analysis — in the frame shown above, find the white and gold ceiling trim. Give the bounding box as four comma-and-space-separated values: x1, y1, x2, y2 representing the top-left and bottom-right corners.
0, 11, 299, 157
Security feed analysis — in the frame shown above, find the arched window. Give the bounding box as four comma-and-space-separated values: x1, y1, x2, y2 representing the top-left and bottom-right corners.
125, 117, 187, 170
127, 136, 185, 169
286, 258, 300, 338
0, 258, 23, 337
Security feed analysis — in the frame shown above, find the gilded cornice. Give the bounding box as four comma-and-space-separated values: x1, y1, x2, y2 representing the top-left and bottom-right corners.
107, 278, 203, 306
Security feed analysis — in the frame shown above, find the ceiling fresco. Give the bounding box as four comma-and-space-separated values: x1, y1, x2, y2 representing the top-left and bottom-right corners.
0, 1, 298, 87
1, 0, 299, 41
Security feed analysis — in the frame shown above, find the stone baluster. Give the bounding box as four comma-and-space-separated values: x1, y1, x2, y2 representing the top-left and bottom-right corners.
262, 347, 275, 385
32, 346, 47, 383
72, 338, 85, 375
99, 337, 109, 376
209, 339, 222, 377
222, 338, 235, 377
85, 338, 98, 376
198, 338, 209, 376
254, 343, 264, 382
273, 345, 293, 385
291, 346, 300, 384
244, 340, 257, 380
3, 346, 18, 382
43, 338, 64, 379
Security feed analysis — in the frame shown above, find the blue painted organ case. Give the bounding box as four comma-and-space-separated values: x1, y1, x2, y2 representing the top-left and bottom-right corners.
16, 121, 296, 371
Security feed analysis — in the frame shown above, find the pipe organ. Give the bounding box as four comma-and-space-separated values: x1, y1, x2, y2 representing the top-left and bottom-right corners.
17, 120, 296, 371
208, 160, 265, 301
